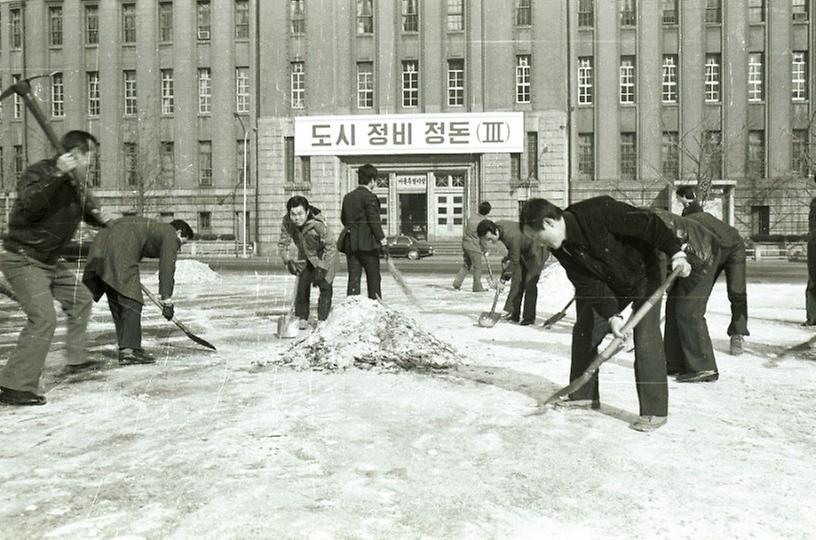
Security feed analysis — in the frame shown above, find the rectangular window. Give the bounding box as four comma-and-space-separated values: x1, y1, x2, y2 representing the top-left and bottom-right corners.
793, 51, 808, 101
198, 211, 212, 233
748, 0, 765, 23
237, 139, 250, 186
124, 142, 138, 186
236, 67, 250, 113
515, 0, 531, 26
578, 57, 593, 105
49, 6, 63, 46
85, 5, 99, 45
578, 133, 594, 180
357, 62, 374, 109
704, 131, 722, 179
291, 62, 305, 109
662, 55, 678, 103
402, 60, 419, 108
90, 152, 101, 187
11, 9, 22, 49
14, 145, 24, 180
619, 0, 636, 27
122, 4, 136, 43
357, 0, 374, 34
751, 206, 770, 236
447, 0, 464, 31
662, 131, 679, 180
51, 73, 65, 118
793, 0, 809, 22
235, 0, 250, 39
12, 75, 22, 119
748, 52, 764, 102
619, 56, 636, 104
90, 70, 103, 115
662, 0, 678, 25
447, 59, 465, 106
290, 0, 305, 34
620, 132, 637, 180
747, 130, 765, 179
124, 70, 137, 116
301, 156, 311, 186
159, 2, 173, 42
578, 0, 594, 27
198, 68, 212, 114
161, 69, 174, 115
402, 0, 419, 32
199, 141, 213, 186
285, 137, 295, 183
793, 130, 810, 176
705, 0, 722, 23
516, 55, 531, 104
527, 132, 538, 180
510, 153, 521, 182
160, 142, 175, 186
705, 54, 721, 103
197, 0, 211, 40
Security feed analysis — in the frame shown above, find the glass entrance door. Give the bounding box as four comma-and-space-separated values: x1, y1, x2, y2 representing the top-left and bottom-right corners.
399, 193, 428, 239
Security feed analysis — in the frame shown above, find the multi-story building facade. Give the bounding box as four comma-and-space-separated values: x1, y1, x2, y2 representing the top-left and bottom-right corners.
1, 0, 814, 256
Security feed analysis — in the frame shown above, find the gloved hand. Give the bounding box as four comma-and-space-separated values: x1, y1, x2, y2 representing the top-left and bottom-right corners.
285, 260, 302, 276
671, 251, 692, 278
161, 301, 175, 321
500, 268, 513, 283
608, 314, 629, 339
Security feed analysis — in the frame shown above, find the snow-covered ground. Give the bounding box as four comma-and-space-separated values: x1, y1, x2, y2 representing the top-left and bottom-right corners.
1, 260, 814, 538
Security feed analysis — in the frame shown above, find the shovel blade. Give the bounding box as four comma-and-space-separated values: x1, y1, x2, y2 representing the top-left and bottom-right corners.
478, 312, 501, 328
276, 315, 300, 339
542, 312, 566, 329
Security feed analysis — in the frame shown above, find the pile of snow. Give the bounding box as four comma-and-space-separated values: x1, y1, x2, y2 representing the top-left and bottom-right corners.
168, 260, 221, 283
280, 296, 461, 371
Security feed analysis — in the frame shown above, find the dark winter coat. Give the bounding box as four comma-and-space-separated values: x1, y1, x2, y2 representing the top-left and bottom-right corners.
340, 186, 385, 252
652, 210, 720, 272
82, 216, 181, 304
3, 158, 106, 264
552, 196, 683, 320
277, 207, 338, 283
682, 207, 744, 252
495, 220, 549, 305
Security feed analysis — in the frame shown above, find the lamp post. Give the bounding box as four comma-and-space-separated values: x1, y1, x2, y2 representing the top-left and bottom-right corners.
234, 113, 253, 258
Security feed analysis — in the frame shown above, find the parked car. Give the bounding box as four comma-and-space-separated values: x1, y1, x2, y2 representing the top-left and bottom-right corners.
381, 235, 434, 260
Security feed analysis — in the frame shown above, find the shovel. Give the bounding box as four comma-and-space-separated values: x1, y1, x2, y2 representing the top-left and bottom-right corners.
542, 297, 575, 329
478, 280, 505, 328
276, 274, 302, 339
484, 253, 498, 290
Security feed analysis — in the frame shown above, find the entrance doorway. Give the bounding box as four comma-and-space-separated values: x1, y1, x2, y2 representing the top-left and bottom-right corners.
399, 193, 427, 239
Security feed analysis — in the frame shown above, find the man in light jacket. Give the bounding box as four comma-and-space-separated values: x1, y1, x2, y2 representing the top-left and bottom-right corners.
453, 201, 492, 292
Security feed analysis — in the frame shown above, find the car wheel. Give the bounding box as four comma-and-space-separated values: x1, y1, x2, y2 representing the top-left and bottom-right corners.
407, 250, 419, 260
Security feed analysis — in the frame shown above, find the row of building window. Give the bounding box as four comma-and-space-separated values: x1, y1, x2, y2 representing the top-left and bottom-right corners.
577, 0, 808, 28
0, 1, 250, 50
286, 0, 808, 36
579, 51, 809, 105
576, 129, 810, 181
290, 56, 531, 109
0, 69, 250, 120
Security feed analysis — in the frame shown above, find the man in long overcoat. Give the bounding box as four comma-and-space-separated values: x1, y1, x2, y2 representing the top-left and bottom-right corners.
340, 163, 387, 299
82, 217, 194, 364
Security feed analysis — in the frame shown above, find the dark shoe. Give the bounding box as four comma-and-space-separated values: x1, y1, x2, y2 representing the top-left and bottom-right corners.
119, 348, 157, 366
472, 288, 487, 293
630, 415, 667, 432
666, 367, 682, 376
66, 360, 107, 374
729, 335, 745, 356
801, 320, 816, 327
676, 370, 719, 383
519, 319, 535, 326
0, 387, 46, 406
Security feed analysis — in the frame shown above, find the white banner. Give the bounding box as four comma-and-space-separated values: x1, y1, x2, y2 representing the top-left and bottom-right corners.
294, 112, 524, 156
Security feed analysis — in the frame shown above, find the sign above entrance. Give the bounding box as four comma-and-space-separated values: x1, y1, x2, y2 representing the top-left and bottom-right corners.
294, 112, 524, 156
396, 175, 427, 190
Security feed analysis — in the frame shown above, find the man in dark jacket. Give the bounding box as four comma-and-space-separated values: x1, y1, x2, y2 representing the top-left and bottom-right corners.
278, 196, 337, 326
82, 217, 194, 365
0, 130, 109, 406
675, 186, 750, 355
521, 196, 692, 432
477, 219, 548, 325
340, 163, 387, 299
805, 194, 816, 326
453, 201, 491, 292
654, 210, 722, 382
